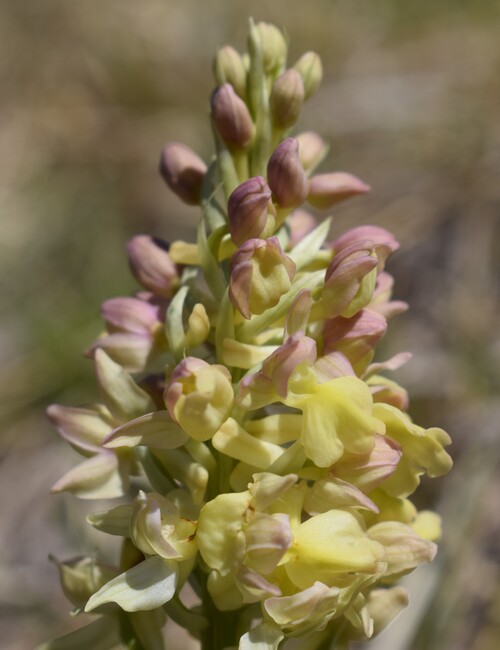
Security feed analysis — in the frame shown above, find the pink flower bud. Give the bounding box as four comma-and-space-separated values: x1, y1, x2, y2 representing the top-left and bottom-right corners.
101, 297, 161, 336
323, 241, 378, 318
370, 272, 408, 319
228, 176, 273, 246
308, 172, 370, 210
332, 226, 399, 270
127, 235, 179, 298
211, 83, 254, 148
296, 132, 328, 173
270, 69, 305, 129
159, 142, 207, 205
323, 309, 387, 376
229, 237, 296, 319
287, 209, 317, 247
323, 309, 387, 356
267, 138, 309, 209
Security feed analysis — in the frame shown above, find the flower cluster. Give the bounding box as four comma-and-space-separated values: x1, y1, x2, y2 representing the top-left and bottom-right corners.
42, 20, 452, 650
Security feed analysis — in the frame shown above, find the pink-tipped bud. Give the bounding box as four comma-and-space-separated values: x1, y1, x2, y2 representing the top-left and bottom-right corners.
267, 137, 309, 209
238, 334, 317, 409
229, 237, 296, 319
159, 142, 207, 206
287, 209, 317, 247
334, 434, 402, 493
211, 84, 254, 149
101, 297, 161, 336
293, 51, 323, 100
307, 172, 370, 210
323, 309, 387, 356
270, 69, 305, 129
127, 235, 179, 298
165, 357, 234, 441
332, 226, 399, 270
323, 309, 387, 374
323, 241, 379, 319
228, 176, 273, 246
213, 45, 247, 98
296, 132, 328, 174
370, 272, 408, 320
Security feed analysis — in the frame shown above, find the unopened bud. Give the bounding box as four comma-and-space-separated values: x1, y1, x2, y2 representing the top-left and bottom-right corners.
270, 69, 304, 129
267, 137, 309, 208
228, 176, 273, 246
159, 142, 207, 206
101, 297, 161, 336
308, 172, 370, 210
287, 209, 317, 247
229, 237, 296, 319
165, 357, 234, 441
296, 132, 328, 173
293, 51, 323, 99
214, 45, 247, 99
323, 241, 378, 319
332, 226, 399, 270
127, 235, 179, 297
211, 84, 254, 149
256, 22, 287, 76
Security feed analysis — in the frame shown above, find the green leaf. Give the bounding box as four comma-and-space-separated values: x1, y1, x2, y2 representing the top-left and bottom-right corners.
85, 556, 178, 613
165, 285, 189, 360
288, 217, 332, 269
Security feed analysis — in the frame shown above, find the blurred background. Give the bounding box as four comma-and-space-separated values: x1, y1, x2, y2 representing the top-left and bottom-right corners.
1, 1, 499, 648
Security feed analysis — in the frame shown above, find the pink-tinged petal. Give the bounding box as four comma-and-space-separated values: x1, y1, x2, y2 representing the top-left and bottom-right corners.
323, 241, 378, 319
332, 226, 399, 270
365, 352, 412, 378
236, 566, 282, 599
308, 172, 370, 210
51, 451, 129, 499
267, 137, 309, 209
127, 235, 179, 298
370, 272, 409, 319
333, 434, 402, 493
304, 476, 379, 514
287, 209, 318, 247
369, 377, 410, 411
313, 352, 356, 382
265, 334, 317, 397
159, 142, 206, 206
296, 131, 328, 173
101, 297, 161, 335
103, 411, 188, 450
86, 333, 155, 374
47, 404, 113, 454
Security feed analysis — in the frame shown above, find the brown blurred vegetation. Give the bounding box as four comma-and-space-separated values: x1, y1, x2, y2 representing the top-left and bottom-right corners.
1, 1, 499, 648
